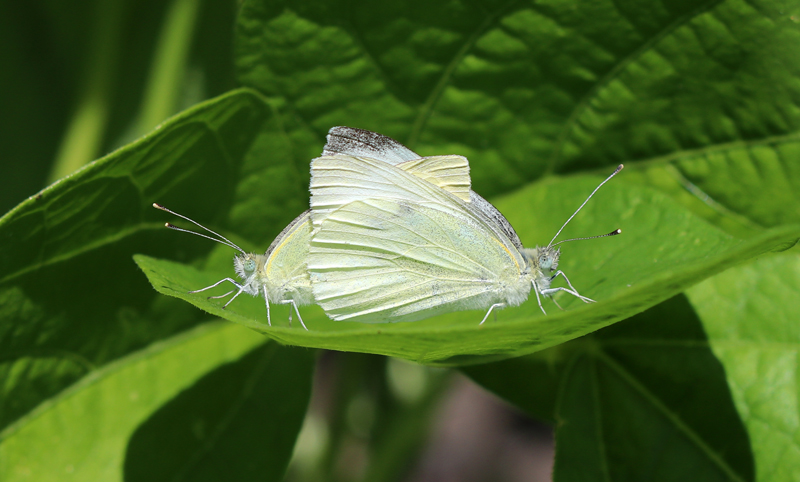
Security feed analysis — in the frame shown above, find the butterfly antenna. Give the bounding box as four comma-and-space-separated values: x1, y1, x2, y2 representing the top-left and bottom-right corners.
552, 229, 622, 247
547, 164, 623, 248
153, 203, 245, 254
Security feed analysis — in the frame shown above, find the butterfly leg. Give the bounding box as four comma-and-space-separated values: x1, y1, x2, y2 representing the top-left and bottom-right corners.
208, 290, 234, 299
532, 280, 548, 315
280, 300, 309, 331
189, 278, 246, 308
479, 303, 506, 325
221, 289, 247, 308
541, 287, 595, 306
257, 286, 272, 326
189, 277, 242, 294
549, 271, 595, 303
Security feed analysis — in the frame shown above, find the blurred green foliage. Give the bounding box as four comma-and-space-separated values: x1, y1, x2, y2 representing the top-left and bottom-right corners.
1, 0, 799, 480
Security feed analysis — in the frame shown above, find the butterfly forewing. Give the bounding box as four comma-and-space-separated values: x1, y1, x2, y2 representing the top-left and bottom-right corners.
323, 126, 419, 164
310, 154, 471, 225
309, 198, 525, 323
322, 127, 525, 251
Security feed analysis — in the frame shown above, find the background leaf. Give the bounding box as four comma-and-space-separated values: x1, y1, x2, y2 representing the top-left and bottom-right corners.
465, 294, 754, 482
0, 89, 269, 432
0, 322, 314, 482
0, 0, 239, 213
686, 252, 800, 480
234, 0, 800, 229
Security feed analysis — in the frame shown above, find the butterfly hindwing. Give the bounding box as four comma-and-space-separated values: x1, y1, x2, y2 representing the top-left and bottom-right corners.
321, 127, 524, 250
263, 210, 314, 305
309, 155, 529, 323
309, 198, 525, 322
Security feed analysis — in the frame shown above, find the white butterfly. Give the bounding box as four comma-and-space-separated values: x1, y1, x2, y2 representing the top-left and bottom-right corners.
324, 126, 525, 250
153, 153, 472, 329
308, 152, 621, 324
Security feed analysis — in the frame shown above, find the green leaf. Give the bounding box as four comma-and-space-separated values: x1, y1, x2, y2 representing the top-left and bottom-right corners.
623, 137, 800, 238
552, 298, 753, 481
461, 347, 564, 424
230, 7, 800, 476
135, 172, 800, 365
465, 294, 754, 481
467, 257, 800, 478
4, 0, 800, 477
234, 0, 800, 217
0, 89, 269, 431
0, 322, 314, 482
686, 253, 800, 481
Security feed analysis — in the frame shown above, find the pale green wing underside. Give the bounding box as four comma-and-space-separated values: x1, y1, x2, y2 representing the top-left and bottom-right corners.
395, 155, 470, 202
310, 155, 518, 254
309, 154, 476, 227
266, 154, 473, 302
262, 211, 314, 304
308, 198, 525, 323
309, 155, 527, 323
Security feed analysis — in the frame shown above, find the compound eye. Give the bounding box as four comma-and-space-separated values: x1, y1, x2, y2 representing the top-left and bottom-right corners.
244, 259, 257, 272
538, 255, 551, 270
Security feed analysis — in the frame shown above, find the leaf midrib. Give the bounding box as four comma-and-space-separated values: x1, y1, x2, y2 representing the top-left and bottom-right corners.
596, 349, 748, 482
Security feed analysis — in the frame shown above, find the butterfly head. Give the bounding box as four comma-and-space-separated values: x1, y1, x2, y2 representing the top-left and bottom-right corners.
522, 246, 560, 274
233, 253, 265, 295
538, 246, 560, 271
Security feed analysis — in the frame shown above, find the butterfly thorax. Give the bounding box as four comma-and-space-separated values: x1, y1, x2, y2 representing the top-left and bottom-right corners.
501, 268, 533, 307
522, 246, 561, 293
263, 265, 314, 306
235, 252, 314, 306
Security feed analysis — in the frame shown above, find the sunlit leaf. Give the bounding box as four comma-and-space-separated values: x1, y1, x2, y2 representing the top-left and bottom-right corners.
136, 173, 800, 365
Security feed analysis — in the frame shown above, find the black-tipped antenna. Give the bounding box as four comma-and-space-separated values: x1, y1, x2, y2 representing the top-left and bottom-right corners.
547, 164, 623, 248
153, 203, 244, 254
552, 228, 622, 247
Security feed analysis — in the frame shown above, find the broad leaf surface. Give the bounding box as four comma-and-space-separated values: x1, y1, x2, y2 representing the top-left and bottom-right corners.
686, 253, 800, 481
0, 89, 269, 432
136, 173, 800, 365
2, 0, 800, 478
235, 0, 800, 233
0, 322, 314, 482
464, 295, 755, 481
